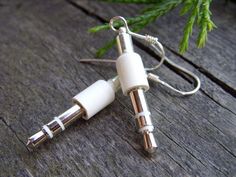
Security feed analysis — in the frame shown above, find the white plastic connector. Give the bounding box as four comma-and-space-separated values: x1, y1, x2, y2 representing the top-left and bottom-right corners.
73, 80, 115, 119
116, 52, 149, 95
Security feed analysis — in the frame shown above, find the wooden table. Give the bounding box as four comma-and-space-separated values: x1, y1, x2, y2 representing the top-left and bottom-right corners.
0, 0, 235, 176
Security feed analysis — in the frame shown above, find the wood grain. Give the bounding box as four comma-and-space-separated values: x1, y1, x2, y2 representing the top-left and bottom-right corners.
0, 0, 235, 177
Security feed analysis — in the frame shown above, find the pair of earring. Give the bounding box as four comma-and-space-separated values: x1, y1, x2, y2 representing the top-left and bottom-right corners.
26, 16, 200, 154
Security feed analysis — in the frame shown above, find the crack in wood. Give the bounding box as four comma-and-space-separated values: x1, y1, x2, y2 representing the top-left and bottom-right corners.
166, 46, 236, 97
201, 89, 236, 116
149, 90, 236, 160
0, 117, 30, 152
165, 152, 189, 174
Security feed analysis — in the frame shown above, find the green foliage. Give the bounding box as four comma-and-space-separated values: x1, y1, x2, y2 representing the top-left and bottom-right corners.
89, 0, 216, 57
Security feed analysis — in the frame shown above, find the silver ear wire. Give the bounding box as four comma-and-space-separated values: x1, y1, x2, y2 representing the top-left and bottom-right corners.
144, 39, 165, 71
79, 57, 201, 96
80, 59, 116, 63
144, 38, 201, 96
147, 72, 201, 96
80, 16, 201, 96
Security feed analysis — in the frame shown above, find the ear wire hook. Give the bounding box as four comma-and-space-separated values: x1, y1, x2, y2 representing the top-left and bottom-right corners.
147, 62, 201, 96
142, 37, 201, 96
80, 16, 201, 96
79, 59, 116, 63
79, 57, 201, 96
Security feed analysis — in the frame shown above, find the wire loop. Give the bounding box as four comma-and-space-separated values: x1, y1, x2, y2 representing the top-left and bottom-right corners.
109, 16, 129, 33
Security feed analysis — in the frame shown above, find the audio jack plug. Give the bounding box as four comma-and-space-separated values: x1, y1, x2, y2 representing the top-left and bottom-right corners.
112, 22, 157, 153
27, 77, 119, 150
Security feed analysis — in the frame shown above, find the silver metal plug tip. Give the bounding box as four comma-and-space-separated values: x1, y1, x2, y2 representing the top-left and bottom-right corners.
143, 131, 157, 154
26, 140, 35, 151
26, 105, 84, 149
26, 130, 48, 150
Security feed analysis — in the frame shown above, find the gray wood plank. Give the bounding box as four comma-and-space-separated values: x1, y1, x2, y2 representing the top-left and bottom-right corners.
0, 0, 235, 177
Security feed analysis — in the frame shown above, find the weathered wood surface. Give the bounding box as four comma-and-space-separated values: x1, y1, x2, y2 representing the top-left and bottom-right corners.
0, 0, 235, 177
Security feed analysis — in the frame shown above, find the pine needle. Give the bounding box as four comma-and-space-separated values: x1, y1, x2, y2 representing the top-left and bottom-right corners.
179, 0, 200, 54
197, 0, 216, 48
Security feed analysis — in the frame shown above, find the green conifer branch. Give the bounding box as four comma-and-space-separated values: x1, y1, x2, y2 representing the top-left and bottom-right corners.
89, 0, 216, 57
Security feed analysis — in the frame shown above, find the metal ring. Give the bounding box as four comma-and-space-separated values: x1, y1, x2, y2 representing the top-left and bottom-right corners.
109, 16, 129, 33
42, 125, 53, 139
135, 111, 151, 119
54, 116, 65, 131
